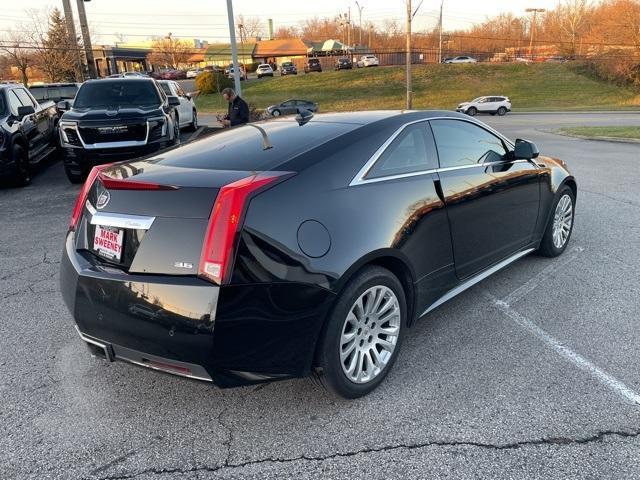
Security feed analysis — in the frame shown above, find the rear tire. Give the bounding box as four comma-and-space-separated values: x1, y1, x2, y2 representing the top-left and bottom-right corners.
536, 186, 575, 257
64, 164, 85, 184
12, 144, 31, 187
466, 107, 477, 116
316, 266, 406, 399
189, 109, 198, 131
497, 106, 507, 116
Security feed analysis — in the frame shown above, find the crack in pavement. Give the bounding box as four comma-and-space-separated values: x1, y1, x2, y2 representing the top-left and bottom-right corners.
90, 429, 640, 479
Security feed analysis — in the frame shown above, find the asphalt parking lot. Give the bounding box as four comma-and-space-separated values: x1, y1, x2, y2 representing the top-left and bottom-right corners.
1, 112, 639, 479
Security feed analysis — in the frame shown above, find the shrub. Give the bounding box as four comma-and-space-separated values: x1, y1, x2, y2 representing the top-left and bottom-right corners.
244, 62, 260, 73
195, 72, 233, 94
573, 51, 640, 90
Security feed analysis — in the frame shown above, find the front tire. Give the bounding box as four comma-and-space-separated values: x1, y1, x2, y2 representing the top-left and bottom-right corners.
272, 109, 281, 117
12, 145, 31, 187
316, 266, 406, 398
189, 109, 198, 131
466, 107, 477, 116
537, 186, 575, 257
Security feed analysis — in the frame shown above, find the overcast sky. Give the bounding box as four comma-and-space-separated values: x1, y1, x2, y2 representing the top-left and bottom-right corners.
1, 0, 561, 44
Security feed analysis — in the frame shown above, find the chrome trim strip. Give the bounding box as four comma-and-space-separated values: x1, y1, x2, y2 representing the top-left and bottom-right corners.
75, 326, 212, 382
420, 248, 535, 317
349, 115, 517, 187
90, 211, 155, 230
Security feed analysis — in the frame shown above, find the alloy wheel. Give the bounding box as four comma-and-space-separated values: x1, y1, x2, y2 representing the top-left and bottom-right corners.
339, 286, 401, 384
552, 193, 573, 249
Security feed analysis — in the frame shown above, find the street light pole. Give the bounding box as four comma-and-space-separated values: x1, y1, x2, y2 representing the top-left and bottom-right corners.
61, 0, 84, 80
355, 1, 364, 46
438, 0, 443, 64
405, 0, 412, 109
225, 0, 241, 96
526, 7, 545, 60
76, 0, 97, 78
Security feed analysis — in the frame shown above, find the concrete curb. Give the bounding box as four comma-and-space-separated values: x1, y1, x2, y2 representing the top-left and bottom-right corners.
551, 130, 640, 144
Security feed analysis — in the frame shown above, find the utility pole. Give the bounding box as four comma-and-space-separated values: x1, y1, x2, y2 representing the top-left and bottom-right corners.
368, 24, 373, 48
438, 0, 443, 63
347, 7, 351, 50
405, 0, 412, 109
76, 0, 97, 78
355, 1, 364, 46
526, 8, 545, 60
61, 0, 84, 80
225, 0, 241, 96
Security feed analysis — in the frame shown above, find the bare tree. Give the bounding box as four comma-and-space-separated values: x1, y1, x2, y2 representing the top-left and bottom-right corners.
147, 35, 192, 69
236, 15, 265, 41
0, 30, 34, 85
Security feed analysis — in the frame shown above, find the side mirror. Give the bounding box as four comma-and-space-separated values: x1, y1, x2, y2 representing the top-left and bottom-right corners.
167, 96, 180, 107
17, 105, 35, 118
57, 100, 70, 112
513, 138, 539, 160
184, 93, 191, 100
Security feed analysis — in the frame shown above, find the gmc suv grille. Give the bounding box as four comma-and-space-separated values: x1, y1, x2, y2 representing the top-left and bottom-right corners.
79, 123, 147, 144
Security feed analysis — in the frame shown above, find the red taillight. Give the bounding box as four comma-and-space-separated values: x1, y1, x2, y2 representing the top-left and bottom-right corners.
68, 164, 110, 231
198, 171, 294, 285
98, 175, 178, 191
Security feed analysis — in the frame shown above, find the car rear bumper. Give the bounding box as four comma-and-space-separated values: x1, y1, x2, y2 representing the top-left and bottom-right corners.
60, 232, 335, 387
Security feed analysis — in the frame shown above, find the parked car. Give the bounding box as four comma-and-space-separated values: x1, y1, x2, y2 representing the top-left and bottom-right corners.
158, 80, 198, 130
456, 96, 512, 116
303, 58, 322, 73
256, 64, 274, 79
357, 54, 379, 67
203, 65, 224, 74
186, 68, 203, 79
444, 56, 478, 64
29, 82, 80, 104
60, 110, 577, 398
0, 83, 59, 185
280, 61, 298, 75
265, 99, 318, 116
108, 72, 149, 78
57, 78, 181, 183
335, 57, 353, 70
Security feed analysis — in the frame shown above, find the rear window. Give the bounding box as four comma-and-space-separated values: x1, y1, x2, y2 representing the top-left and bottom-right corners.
29, 87, 47, 101
154, 121, 360, 172
58, 85, 78, 99
74, 80, 160, 109
309, 59, 320, 64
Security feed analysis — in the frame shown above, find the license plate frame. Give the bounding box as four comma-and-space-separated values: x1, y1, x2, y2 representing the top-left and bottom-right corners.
93, 225, 124, 262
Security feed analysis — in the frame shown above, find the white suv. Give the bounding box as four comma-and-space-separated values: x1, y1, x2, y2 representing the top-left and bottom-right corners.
456, 96, 511, 116
358, 55, 379, 67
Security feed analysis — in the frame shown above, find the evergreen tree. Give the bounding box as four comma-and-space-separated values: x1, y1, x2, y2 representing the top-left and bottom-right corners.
39, 8, 80, 82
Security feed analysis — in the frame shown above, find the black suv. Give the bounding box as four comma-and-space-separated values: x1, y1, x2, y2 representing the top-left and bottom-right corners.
58, 78, 181, 183
303, 58, 322, 74
0, 83, 58, 185
335, 57, 353, 70
280, 62, 298, 75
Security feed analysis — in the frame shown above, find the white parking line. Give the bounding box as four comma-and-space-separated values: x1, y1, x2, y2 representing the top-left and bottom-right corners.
502, 246, 584, 306
483, 291, 640, 405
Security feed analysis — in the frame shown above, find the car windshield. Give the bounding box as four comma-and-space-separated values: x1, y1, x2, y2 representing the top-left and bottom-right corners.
309, 59, 319, 64
59, 85, 78, 99
29, 87, 46, 102
74, 80, 160, 109
282, 62, 293, 67
471, 97, 484, 103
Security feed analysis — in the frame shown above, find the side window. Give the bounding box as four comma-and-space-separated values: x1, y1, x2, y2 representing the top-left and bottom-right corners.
14, 88, 37, 108
366, 123, 438, 179
175, 83, 186, 97
430, 119, 507, 167
7, 91, 23, 115
282, 100, 295, 107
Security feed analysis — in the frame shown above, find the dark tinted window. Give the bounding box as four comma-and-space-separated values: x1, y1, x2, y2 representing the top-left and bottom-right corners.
159, 83, 172, 95
74, 80, 160, 109
152, 121, 360, 172
431, 119, 507, 167
29, 87, 47, 101
59, 85, 78, 99
366, 123, 437, 179
0, 92, 6, 115
7, 91, 22, 115
14, 88, 36, 108
309, 59, 320, 65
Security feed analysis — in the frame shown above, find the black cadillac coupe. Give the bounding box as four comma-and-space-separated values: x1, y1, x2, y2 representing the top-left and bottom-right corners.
60, 110, 576, 398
